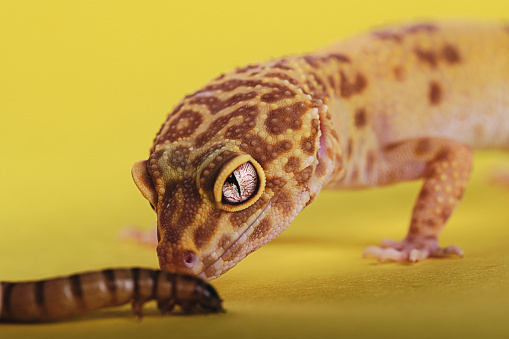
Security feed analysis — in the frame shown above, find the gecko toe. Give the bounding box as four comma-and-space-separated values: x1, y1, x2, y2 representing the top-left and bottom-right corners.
363, 246, 406, 262
430, 245, 464, 258
362, 246, 383, 258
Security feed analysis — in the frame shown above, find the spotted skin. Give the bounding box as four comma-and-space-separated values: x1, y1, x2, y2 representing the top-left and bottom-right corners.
132, 21, 509, 280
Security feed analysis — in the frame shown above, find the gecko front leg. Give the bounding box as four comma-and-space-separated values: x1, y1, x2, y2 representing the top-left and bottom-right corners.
363, 137, 473, 262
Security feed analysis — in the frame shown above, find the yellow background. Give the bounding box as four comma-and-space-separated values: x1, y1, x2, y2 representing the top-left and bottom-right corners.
1, 0, 508, 338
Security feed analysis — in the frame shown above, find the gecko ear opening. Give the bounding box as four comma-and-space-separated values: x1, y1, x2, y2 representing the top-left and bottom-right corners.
213, 155, 266, 212
132, 160, 158, 208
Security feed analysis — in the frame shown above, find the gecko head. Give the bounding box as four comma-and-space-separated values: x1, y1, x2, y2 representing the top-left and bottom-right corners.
132, 77, 328, 280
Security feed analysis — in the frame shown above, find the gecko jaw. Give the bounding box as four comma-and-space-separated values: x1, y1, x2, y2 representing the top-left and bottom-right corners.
197, 199, 273, 281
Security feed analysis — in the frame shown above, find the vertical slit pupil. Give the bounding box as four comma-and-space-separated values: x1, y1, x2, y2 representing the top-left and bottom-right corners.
225, 173, 241, 196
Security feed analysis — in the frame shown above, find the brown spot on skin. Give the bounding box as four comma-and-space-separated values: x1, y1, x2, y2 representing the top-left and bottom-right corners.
260, 84, 296, 103
323, 53, 351, 63
190, 91, 258, 115
250, 218, 272, 239
366, 150, 375, 176
202, 254, 218, 268
304, 56, 321, 68
159, 178, 202, 244
214, 73, 226, 81
354, 108, 367, 128
373, 31, 403, 42
168, 146, 192, 169
384, 140, 405, 152
200, 79, 254, 93
272, 59, 292, 70
311, 73, 327, 91
273, 191, 294, 216
304, 78, 317, 98
264, 72, 299, 85
301, 137, 316, 155
199, 79, 293, 95
239, 135, 290, 167
434, 148, 452, 162
441, 44, 461, 64
294, 166, 313, 186
315, 155, 327, 178
330, 129, 339, 141
440, 208, 453, 221
415, 139, 431, 155
328, 76, 336, 90
236, 64, 258, 73
218, 234, 232, 250
225, 116, 255, 140
347, 138, 353, 159
339, 71, 367, 98
423, 218, 437, 227
415, 48, 438, 68
265, 102, 308, 135
350, 167, 359, 181
299, 118, 319, 155
193, 210, 222, 249
195, 105, 258, 148
165, 110, 203, 142
261, 92, 284, 103
284, 157, 301, 173
307, 73, 328, 100
418, 188, 430, 200
405, 23, 439, 34
393, 66, 405, 81
266, 176, 287, 191
428, 81, 442, 105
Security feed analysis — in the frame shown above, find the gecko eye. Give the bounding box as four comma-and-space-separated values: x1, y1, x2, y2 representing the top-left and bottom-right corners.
213, 155, 266, 212
222, 162, 258, 204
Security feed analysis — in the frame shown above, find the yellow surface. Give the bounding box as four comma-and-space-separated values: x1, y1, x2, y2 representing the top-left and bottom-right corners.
0, 1, 508, 338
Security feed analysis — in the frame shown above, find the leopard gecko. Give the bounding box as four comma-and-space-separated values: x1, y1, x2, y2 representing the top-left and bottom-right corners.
2, 21, 508, 321
132, 20, 509, 281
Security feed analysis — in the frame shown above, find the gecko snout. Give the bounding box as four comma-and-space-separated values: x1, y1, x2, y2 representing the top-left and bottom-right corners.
182, 251, 197, 269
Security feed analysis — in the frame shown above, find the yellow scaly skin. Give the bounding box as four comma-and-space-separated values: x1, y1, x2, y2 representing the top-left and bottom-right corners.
132, 22, 509, 281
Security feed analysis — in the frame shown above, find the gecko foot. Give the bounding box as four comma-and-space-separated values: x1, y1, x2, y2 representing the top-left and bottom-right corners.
363, 237, 463, 263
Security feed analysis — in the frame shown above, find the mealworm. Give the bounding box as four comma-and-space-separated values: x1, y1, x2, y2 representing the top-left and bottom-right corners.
0, 268, 223, 322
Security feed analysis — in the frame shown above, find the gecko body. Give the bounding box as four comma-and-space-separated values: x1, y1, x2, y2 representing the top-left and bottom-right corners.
131, 21, 509, 280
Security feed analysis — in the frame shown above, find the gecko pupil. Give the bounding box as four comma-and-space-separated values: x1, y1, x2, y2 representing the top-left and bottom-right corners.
221, 162, 259, 205
225, 173, 242, 195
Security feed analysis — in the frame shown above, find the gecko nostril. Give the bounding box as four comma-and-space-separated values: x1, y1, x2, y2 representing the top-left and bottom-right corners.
182, 251, 196, 268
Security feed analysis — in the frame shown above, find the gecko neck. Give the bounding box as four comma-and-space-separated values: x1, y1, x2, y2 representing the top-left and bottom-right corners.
288, 54, 358, 189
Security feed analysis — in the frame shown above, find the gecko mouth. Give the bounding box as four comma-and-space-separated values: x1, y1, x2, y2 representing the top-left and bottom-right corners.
197, 198, 273, 281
